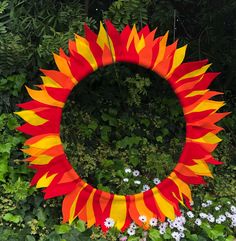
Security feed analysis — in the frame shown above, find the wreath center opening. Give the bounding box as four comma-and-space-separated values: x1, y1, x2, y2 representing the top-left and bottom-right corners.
61, 63, 185, 195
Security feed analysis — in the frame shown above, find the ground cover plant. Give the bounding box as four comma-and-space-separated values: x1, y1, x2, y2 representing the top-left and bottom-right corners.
0, 0, 236, 240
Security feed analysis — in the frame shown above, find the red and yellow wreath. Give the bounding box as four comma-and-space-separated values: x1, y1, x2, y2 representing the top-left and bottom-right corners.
15, 21, 229, 232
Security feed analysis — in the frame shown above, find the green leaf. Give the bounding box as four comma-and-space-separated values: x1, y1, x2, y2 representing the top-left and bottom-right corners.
128, 236, 139, 241
225, 235, 235, 241
149, 229, 162, 241
26, 235, 36, 241
0, 155, 8, 182
3, 213, 23, 223
55, 224, 71, 234
74, 219, 86, 232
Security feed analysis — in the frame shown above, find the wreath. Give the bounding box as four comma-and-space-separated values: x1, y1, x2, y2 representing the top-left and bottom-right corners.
16, 21, 228, 232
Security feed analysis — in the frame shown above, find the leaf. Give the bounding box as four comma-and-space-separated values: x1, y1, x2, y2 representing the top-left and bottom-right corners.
75, 219, 86, 232
3, 213, 23, 223
128, 236, 139, 241
54, 224, 71, 234
26, 235, 36, 241
0, 155, 8, 182
149, 229, 162, 241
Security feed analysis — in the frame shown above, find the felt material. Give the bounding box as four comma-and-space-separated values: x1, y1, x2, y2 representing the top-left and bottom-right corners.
16, 21, 228, 232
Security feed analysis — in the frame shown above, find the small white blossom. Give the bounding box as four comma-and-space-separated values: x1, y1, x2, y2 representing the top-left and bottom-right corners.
123, 178, 129, 182
177, 226, 184, 232
231, 220, 236, 227
207, 215, 215, 223
202, 203, 207, 208
199, 213, 207, 219
130, 222, 137, 229
142, 185, 150, 192
125, 168, 132, 173
171, 231, 180, 241
133, 170, 140, 177
215, 218, 221, 224
206, 200, 213, 205
159, 228, 166, 234
134, 180, 141, 185
187, 211, 194, 218
218, 215, 226, 222
104, 218, 115, 228
153, 178, 161, 185
195, 218, 202, 226
127, 228, 135, 236
149, 218, 158, 227
180, 232, 185, 238
231, 215, 236, 222
230, 205, 236, 214
139, 215, 147, 223
225, 211, 231, 217
215, 206, 220, 211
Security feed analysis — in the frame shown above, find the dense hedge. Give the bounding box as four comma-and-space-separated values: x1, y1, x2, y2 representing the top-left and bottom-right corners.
0, 0, 235, 240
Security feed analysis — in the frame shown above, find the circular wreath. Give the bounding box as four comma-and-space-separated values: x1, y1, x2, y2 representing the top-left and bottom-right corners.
16, 21, 228, 232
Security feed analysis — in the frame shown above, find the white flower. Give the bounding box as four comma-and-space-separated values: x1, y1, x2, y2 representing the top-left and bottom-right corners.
215, 206, 220, 211
123, 178, 129, 182
231, 215, 236, 222
169, 223, 174, 229
159, 228, 166, 234
177, 226, 184, 232
225, 211, 231, 217
134, 180, 141, 185
230, 205, 236, 214
187, 211, 194, 218
180, 232, 185, 238
149, 218, 158, 227
142, 185, 150, 192
153, 178, 161, 185
206, 200, 213, 205
215, 218, 221, 224
139, 215, 147, 223
104, 218, 115, 228
202, 203, 207, 208
199, 212, 207, 219
218, 215, 226, 222
127, 228, 135, 236
207, 215, 215, 223
171, 231, 180, 240
125, 168, 132, 173
133, 170, 140, 177
227, 201, 231, 205
231, 220, 236, 227
195, 218, 202, 226
129, 222, 137, 229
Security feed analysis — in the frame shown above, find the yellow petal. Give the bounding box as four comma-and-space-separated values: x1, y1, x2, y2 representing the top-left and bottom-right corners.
15, 110, 48, 126
36, 172, 57, 188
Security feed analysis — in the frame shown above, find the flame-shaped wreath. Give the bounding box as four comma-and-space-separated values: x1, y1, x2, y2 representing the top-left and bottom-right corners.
15, 21, 229, 232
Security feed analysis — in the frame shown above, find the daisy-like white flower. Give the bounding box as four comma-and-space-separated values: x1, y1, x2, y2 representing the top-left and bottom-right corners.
206, 200, 213, 205
171, 231, 180, 241
159, 228, 166, 235
153, 178, 161, 185
127, 228, 135, 236
230, 205, 236, 214
125, 168, 132, 173
225, 211, 231, 217
186, 211, 194, 218
177, 226, 184, 232
104, 218, 115, 228
139, 215, 147, 223
130, 222, 137, 229
134, 180, 141, 185
142, 185, 150, 192
123, 178, 129, 182
133, 170, 140, 177
195, 218, 202, 226
215, 206, 220, 211
207, 215, 215, 223
149, 218, 158, 227
199, 212, 207, 219
215, 218, 221, 224
218, 215, 226, 222
202, 203, 207, 208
